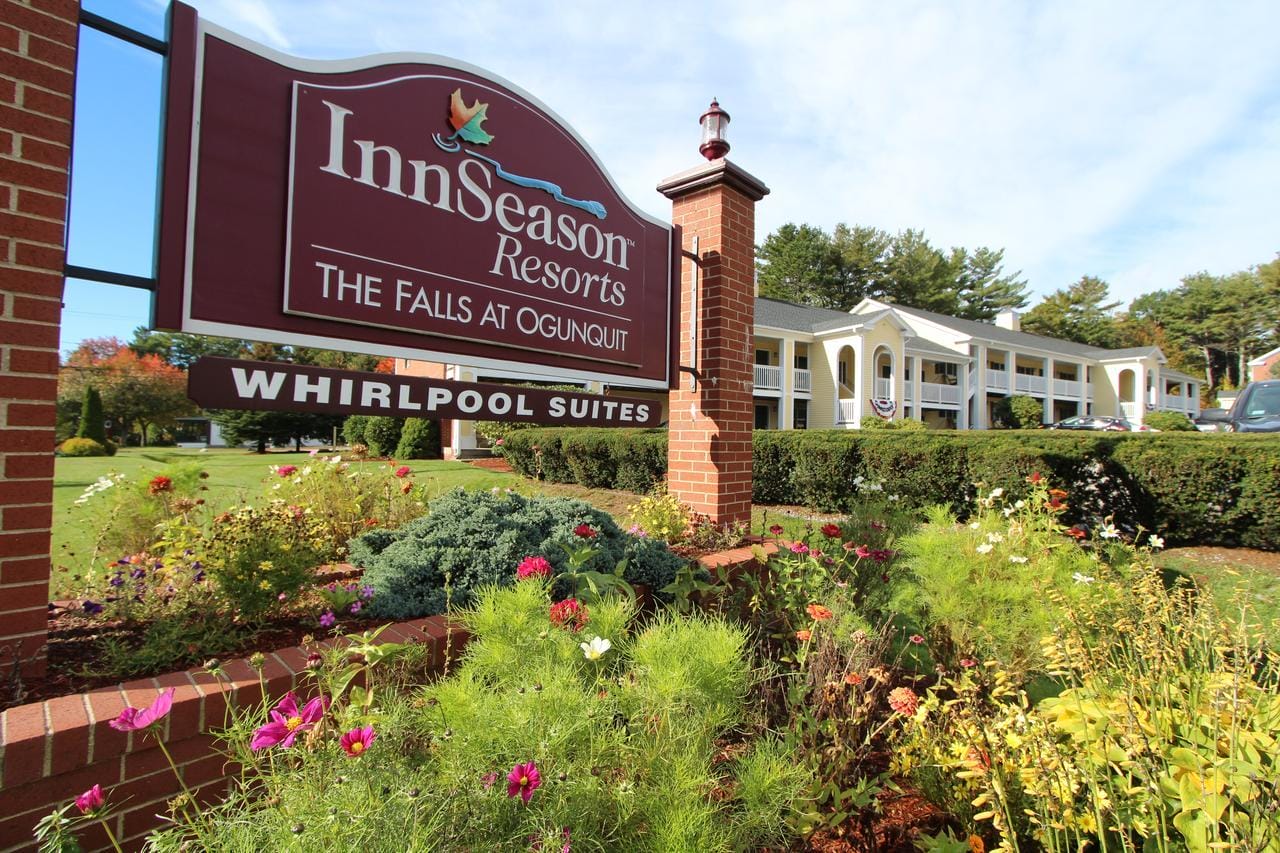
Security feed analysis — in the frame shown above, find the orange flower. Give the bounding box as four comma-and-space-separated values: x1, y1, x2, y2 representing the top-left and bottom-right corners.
795, 629, 812, 642
806, 603, 833, 621
969, 835, 986, 853
844, 672, 863, 686
887, 686, 919, 715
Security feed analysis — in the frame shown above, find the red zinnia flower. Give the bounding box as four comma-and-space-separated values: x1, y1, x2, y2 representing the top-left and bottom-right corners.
148, 476, 172, 495
806, 603, 833, 621
1029, 471, 1043, 484
393, 465, 411, 478
507, 761, 542, 803
789, 542, 809, 555
960, 657, 978, 668
820, 523, 841, 537
276, 465, 297, 478
854, 544, 872, 559
517, 555, 553, 580
339, 726, 375, 757
1066, 526, 1087, 539
768, 524, 784, 536
573, 523, 596, 539
550, 598, 588, 631
844, 672, 864, 686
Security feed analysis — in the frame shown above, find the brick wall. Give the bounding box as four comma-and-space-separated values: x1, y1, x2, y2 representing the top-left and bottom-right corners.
0, 615, 464, 852
0, 0, 79, 680
659, 161, 768, 526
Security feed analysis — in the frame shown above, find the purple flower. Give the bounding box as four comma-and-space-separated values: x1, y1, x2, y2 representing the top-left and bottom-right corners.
360, 585, 375, 599
349, 601, 362, 614
250, 693, 327, 750
319, 610, 336, 628
130, 567, 146, 580
109, 574, 125, 588
109, 687, 175, 732
75, 784, 105, 814
82, 600, 104, 615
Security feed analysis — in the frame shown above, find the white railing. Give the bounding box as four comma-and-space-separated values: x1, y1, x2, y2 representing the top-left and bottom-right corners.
1014, 373, 1047, 395
1160, 393, 1196, 414
793, 369, 812, 393
753, 364, 781, 390
986, 368, 1009, 392
1120, 402, 1140, 420
1053, 378, 1082, 397
903, 383, 913, 401
919, 381, 962, 406
838, 399, 859, 424
873, 378, 893, 399
1087, 383, 1095, 400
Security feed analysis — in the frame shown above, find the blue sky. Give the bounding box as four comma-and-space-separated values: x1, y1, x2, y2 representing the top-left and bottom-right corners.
63, 0, 1280, 357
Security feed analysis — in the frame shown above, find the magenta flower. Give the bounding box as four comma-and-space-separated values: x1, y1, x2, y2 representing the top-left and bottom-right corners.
909, 634, 925, 645
319, 610, 336, 628
789, 542, 809, 555
109, 687, 175, 732
276, 465, 297, 478
854, 545, 872, 559
820, 523, 841, 537
393, 465, 411, 478
517, 555, 553, 580
75, 784, 106, 814
768, 524, 783, 536
507, 760, 542, 803
250, 692, 326, 751
339, 726, 375, 757
482, 770, 499, 790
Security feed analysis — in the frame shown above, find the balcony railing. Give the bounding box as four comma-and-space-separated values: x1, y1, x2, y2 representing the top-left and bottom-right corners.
793, 369, 812, 392
753, 364, 781, 390
873, 377, 893, 399
1053, 378, 1082, 397
986, 368, 1009, 392
838, 399, 859, 424
1014, 373, 1047, 395
918, 381, 961, 406
1160, 393, 1197, 414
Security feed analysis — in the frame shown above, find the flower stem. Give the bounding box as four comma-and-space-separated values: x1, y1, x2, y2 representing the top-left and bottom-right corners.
99, 816, 124, 853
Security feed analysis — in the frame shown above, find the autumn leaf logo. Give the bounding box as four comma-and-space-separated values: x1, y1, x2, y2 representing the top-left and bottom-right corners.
447, 88, 494, 146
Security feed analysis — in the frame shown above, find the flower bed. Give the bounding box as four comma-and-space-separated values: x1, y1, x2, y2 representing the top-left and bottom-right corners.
0, 547, 769, 852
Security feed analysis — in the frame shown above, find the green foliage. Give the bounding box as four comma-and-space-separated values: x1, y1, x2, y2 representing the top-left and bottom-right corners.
860, 415, 894, 429
354, 490, 684, 619
473, 383, 587, 447
994, 394, 1044, 429
58, 436, 110, 457
1020, 275, 1121, 348
393, 417, 441, 459
76, 386, 108, 444
363, 416, 405, 457
501, 427, 667, 493
341, 414, 369, 446
201, 504, 328, 618
1143, 409, 1195, 431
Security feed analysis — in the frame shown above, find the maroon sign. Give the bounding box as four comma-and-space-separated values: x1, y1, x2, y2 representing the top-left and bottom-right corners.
188, 357, 662, 428
157, 3, 677, 389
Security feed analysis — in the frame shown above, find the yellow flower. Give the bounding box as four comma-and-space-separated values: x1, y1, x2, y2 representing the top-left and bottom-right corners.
258, 580, 272, 591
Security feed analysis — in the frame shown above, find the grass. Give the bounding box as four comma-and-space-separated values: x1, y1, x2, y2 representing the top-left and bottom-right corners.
1154, 548, 1280, 630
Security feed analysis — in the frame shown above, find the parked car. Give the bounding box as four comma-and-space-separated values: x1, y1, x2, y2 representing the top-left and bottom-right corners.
1200, 380, 1280, 433
1194, 408, 1230, 432
1048, 415, 1132, 432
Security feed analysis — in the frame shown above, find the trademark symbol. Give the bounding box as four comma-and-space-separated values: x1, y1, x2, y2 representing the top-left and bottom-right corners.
626, 238, 636, 247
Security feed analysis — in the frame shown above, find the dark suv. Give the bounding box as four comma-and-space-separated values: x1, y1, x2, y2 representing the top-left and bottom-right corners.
1202, 380, 1280, 433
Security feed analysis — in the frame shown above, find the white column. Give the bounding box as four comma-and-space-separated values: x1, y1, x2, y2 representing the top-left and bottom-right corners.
779, 339, 793, 429
958, 360, 969, 429
1044, 356, 1055, 424
1080, 362, 1088, 415
973, 344, 988, 429
853, 339, 865, 427
913, 357, 924, 421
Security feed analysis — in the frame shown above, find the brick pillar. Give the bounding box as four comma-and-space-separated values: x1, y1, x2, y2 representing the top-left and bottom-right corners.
0, 0, 79, 678
658, 159, 768, 526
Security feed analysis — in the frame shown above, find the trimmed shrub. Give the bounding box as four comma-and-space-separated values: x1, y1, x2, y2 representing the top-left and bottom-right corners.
58, 437, 110, 457
1143, 410, 1195, 431
994, 394, 1045, 429
752, 430, 798, 504
74, 387, 116, 454
354, 490, 685, 618
341, 415, 369, 446
394, 417, 441, 459
363, 416, 405, 457
860, 415, 894, 430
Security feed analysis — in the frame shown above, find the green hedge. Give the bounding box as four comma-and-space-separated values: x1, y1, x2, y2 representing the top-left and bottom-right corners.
506, 427, 1280, 549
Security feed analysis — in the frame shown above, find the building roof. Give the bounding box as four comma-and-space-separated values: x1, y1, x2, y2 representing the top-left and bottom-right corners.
754, 297, 854, 333
1092, 346, 1162, 361
1248, 345, 1280, 366
1162, 367, 1202, 384
906, 336, 969, 360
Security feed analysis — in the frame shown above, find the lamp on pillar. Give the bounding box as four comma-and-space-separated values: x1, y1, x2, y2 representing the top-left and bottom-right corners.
699, 98, 730, 160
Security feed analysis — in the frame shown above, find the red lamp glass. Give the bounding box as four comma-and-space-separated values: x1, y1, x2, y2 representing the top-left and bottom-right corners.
699, 98, 730, 160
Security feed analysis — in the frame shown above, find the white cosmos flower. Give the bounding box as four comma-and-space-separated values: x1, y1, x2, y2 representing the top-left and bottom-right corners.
1009, 556, 1028, 564
987, 532, 1004, 544
989, 487, 1004, 498
1100, 524, 1120, 540
581, 636, 611, 661
1148, 535, 1165, 550
1014, 500, 1026, 509
969, 522, 981, 530
1072, 572, 1096, 584
976, 543, 994, 555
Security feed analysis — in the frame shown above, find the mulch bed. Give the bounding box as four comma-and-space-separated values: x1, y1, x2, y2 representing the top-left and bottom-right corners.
463, 455, 514, 473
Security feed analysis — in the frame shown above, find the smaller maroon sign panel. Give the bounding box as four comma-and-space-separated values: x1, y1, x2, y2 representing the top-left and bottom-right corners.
188, 358, 662, 428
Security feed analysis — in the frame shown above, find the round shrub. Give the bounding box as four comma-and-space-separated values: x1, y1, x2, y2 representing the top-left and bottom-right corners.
394, 417, 441, 459
58, 437, 110, 457
355, 490, 685, 619
1143, 410, 1195, 431
341, 415, 369, 447
994, 395, 1045, 429
363, 416, 405, 457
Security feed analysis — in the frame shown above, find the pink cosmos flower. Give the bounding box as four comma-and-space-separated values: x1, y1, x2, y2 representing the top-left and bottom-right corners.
482, 770, 499, 790
109, 687, 175, 732
75, 784, 105, 814
276, 465, 297, 478
393, 465, 411, 478
339, 726, 375, 757
517, 555, 553, 580
250, 692, 327, 750
507, 761, 542, 803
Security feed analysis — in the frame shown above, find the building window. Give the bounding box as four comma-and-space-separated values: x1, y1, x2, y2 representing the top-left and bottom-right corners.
1015, 365, 1042, 376
838, 361, 848, 385
988, 360, 1005, 371
795, 354, 809, 370
755, 350, 771, 366
754, 405, 770, 430
933, 362, 958, 384
793, 400, 808, 429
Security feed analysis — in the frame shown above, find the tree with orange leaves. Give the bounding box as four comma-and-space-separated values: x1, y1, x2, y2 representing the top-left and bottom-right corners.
60, 338, 195, 445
